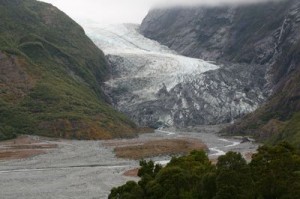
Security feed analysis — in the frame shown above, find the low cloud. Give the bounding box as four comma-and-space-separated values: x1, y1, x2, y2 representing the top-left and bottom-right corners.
157, 0, 283, 7
39, 0, 283, 24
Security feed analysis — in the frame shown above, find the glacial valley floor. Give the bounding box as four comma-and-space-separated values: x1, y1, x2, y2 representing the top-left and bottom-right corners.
0, 126, 258, 199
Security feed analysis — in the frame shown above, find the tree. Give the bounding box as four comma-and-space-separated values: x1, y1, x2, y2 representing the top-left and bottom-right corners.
215, 152, 254, 199
109, 181, 143, 199
138, 160, 162, 178
250, 142, 300, 199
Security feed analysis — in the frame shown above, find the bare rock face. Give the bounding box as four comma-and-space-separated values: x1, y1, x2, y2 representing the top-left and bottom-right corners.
140, 6, 235, 61
86, 24, 267, 128
140, 0, 300, 67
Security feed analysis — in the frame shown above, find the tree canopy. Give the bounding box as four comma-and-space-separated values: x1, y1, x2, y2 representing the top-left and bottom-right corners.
109, 143, 300, 199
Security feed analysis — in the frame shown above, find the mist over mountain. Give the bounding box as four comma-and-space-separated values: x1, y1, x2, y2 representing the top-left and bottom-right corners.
39, 0, 284, 24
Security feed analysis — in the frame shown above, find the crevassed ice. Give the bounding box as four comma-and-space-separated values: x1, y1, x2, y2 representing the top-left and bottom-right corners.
84, 23, 219, 100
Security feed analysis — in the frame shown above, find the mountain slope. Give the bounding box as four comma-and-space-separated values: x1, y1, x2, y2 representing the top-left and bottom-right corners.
140, 0, 300, 147
0, 0, 136, 140
140, 0, 298, 64
222, 43, 300, 147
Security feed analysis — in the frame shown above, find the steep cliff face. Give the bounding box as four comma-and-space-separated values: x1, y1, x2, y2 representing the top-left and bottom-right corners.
141, 0, 300, 146
141, 0, 299, 65
0, 0, 137, 140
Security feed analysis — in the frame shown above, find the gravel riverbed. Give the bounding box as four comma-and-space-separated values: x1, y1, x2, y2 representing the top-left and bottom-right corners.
0, 126, 258, 199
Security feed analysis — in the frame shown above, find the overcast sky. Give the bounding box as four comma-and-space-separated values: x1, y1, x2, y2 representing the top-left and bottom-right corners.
39, 0, 279, 24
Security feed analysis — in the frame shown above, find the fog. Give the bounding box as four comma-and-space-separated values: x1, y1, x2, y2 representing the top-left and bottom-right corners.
39, 0, 282, 24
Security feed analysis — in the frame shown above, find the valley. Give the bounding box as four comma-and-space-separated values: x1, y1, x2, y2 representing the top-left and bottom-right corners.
0, 20, 267, 199
1, 0, 299, 198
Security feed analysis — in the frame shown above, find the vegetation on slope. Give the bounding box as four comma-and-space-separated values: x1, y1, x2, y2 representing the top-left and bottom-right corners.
0, 0, 137, 140
222, 37, 300, 148
110, 143, 300, 199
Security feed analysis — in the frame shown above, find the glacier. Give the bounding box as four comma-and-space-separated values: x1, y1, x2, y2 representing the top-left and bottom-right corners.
84, 23, 267, 128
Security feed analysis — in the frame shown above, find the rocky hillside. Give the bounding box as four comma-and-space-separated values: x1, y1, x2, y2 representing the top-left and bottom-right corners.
141, 0, 298, 64
223, 36, 300, 147
0, 0, 137, 140
141, 0, 300, 147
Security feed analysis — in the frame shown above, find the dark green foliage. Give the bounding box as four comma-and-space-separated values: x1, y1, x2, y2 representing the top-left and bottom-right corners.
109, 143, 300, 199
138, 160, 162, 178
0, 99, 36, 138
109, 181, 144, 199
215, 152, 254, 199
250, 142, 300, 199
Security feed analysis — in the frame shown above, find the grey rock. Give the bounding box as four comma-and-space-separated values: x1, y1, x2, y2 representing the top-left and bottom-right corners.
140, 0, 300, 68
102, 48, 267, 128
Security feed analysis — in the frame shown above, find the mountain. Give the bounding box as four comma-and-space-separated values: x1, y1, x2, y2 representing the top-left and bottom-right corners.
0, 0, 137, 140
85, 24, 267, 129
140, 0, 300, 147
